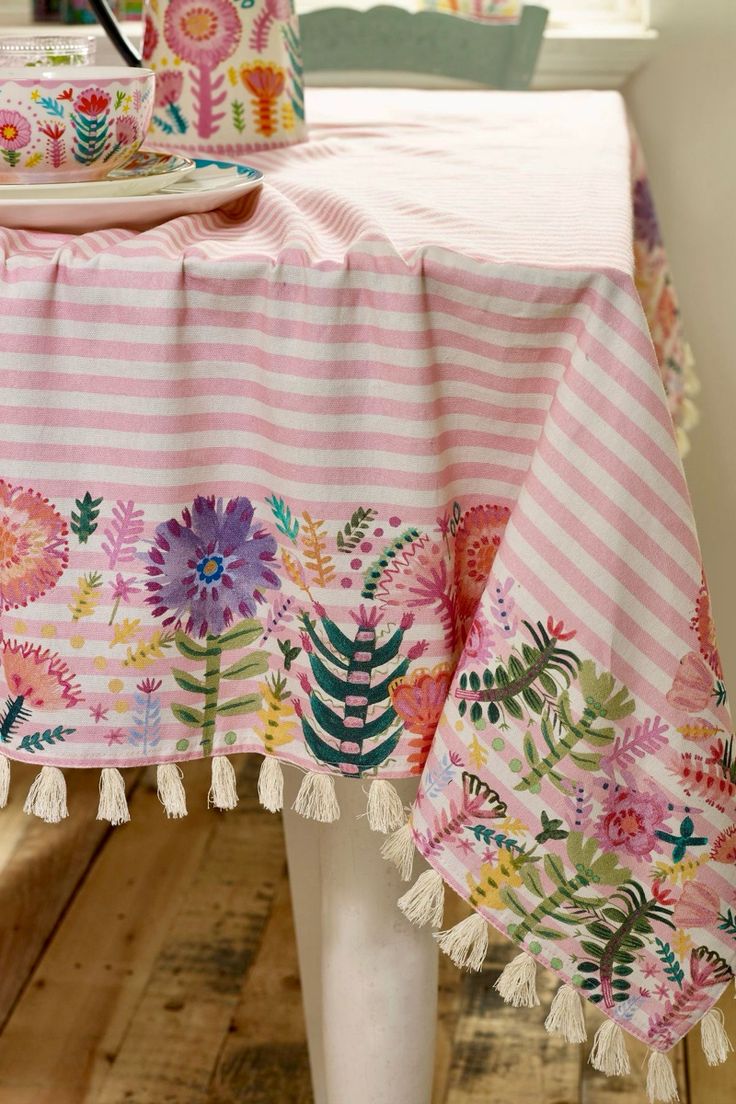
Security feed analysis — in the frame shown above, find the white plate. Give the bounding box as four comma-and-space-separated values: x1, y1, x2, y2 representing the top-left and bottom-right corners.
0, 151, 196, 200
0, 158, 264, 232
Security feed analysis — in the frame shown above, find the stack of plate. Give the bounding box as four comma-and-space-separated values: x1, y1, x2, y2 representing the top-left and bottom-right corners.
0, 150, 264, 232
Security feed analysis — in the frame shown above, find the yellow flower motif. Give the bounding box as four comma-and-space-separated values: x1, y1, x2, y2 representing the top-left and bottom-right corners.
652, 856, 707, 885
70, 634, 85, 649
110, 618, 141, 647
13, 620, 27, 634
500, 816, 528, 836
24, 152, 43, 168
114, 698, 129, 714
40, 623, 56, 638
466, 848, 522, 909
93, 656, 107, 671
108, 678, 124, 693
30, 89, 40, 101
673, 929, 693, 960
228, 66, 238, 86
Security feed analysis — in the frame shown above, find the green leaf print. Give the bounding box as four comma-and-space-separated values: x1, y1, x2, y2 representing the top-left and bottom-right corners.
70, 492, 103, 543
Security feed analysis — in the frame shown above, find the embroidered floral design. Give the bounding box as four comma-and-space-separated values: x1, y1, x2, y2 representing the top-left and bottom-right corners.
0, 640, 81, 744
594, 785, 670, 860
164, 0, 241, 138
0, 480, 68, 610
390, 664, 453, 772
145, 495, 280, 638
0, 110, 31, 167
141, 10, 159, 62
240, 62, 285, 138
453, 503, 510, 637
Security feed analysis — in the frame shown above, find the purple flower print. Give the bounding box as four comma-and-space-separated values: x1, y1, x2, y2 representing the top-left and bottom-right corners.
633, 177, 662, 251
145, 495, 281, 638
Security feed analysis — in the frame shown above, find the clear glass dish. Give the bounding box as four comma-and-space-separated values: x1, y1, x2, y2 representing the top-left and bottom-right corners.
0, 35, 96, 68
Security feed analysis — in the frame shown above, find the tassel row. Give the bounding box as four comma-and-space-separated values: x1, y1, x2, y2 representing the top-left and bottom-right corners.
365, 779, 404, 833
380, 818, 415, 881
544, 983, 587, 1044
494, 951, 539, 1008
397, 869, 445, 928
292, 770, 340, 823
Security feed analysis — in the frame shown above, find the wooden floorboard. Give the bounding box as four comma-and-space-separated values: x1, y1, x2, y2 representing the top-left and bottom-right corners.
0, 767, 732, 1103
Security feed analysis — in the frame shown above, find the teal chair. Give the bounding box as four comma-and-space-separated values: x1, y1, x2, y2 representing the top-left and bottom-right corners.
299, 5, 548, 91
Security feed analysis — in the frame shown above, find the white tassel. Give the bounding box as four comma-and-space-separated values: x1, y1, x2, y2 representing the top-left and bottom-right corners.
366, 779, 404, 833
292, 771, 340, 823
494, 951, 539, 1008
97, 768, 130, 826
700, 1008, 733, 1066
257, 755, 284, 813
435, 913, 489, 971
156, 763, 187, 819
0, 753, 9, 808
544, 983, 587, 1044
208, 755, 238, 811
645, 1050, 679, 1103
23, 766, 68, 824
589, 1019, 631, 1076
397, 869, 445, 928
381, 819, 415, 881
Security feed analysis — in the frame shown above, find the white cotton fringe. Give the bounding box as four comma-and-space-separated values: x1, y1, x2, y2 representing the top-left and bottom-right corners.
435, 913, 489, 972
366, 779, 405, 833
381, 819, 415, 881
398, 868, 445, 928
645, 1050, 679, 1104
208, 756, 239, 811
23, 766, 68, 824
544, 983, 587, 1044
494, 951, 539, 1008
257, 755, 284, 813
156, 763, 187, 819
700, 1008, 733, 1066
588, 1020, 631, 1076
293, 771, 340, 823
97, 768, 130, 826
0, 753, 9, 809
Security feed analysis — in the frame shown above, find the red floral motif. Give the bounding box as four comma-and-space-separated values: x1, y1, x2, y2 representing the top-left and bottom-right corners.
0, 480, 68, 610
141, 11, 159, 61
453, 503, 510, 634
710, 824, 736, 863
390, 664, 452, 772
1, 640, 81, 710
73, 87, 111, 117
691, 575, 723, 680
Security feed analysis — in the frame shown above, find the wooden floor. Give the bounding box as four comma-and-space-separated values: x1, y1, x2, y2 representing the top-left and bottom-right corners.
0, 756, 732, 1104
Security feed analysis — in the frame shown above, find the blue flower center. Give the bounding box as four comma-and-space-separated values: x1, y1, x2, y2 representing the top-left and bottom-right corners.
196, 553, 224, 583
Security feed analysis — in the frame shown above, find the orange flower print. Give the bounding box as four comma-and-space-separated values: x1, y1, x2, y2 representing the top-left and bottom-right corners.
0, 639, 81, 744
0, 480, 68, 610
691, 575, 723, 679
390, 664, 452, 773
453, 503, 510, 636
710, 824, 736, 863
240, 62, 285, 138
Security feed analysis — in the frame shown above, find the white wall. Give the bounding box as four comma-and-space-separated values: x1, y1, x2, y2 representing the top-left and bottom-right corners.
625, 0, 736, 689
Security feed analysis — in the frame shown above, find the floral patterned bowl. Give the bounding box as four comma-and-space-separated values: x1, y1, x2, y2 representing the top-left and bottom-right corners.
0, 67, 154, 185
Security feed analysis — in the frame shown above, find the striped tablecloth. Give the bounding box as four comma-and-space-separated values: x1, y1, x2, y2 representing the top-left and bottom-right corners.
0, 88, 730, 1100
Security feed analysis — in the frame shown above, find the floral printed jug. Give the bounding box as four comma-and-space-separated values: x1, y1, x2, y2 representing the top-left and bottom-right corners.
88, 0, 306, 157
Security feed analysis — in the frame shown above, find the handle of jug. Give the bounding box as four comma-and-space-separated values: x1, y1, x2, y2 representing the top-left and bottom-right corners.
87, 0, 143, 68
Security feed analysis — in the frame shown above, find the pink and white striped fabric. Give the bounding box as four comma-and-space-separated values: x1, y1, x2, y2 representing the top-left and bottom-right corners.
0, 89, 732, 1087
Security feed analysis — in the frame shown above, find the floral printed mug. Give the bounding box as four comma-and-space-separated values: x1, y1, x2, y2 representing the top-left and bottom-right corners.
88, 0, 307, 159
0, 67, 153, 184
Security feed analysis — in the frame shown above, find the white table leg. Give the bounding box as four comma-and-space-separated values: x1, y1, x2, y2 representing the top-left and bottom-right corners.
283, 773, 438, 1104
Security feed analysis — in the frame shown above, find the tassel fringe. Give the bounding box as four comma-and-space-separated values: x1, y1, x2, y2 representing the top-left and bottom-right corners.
157, 763, 187, 819
589, 1019, 631, 1076
381, 818, 415, 881
435, 912, 489, 971
494, 951, 539, 1008
397, 868, 445, 928
700, 1008, 733, 1067
544, 983, 587, 1044
293, 771, 340, 823
24, 766, 68, 824
645, 1050, 679, 1103
257, 754, 284, 813
0, 753, 9, 809
97, 768, 130, 826
366, 779, 404, 833
208, 756, 239, 811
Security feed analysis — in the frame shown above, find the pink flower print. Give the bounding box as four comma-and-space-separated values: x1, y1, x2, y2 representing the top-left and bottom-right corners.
249, 0, 293, 53
673, 881, 721, 929
164, 0, 241, 67
115, 115, 138, 147
73, 88, 111, 117
666, 651, 715, 713
145, 494, 280, 639
453, 503, 510, 642
154, 71, 188, 134
688, 946, 733, 988
39, 121, 65, 171
691, 575, 723, 680
164, 0, 241, 139
0, 640, 81, 742
137, 678, 162, 695
141, 11, 159, 62
108, 572, 140, 624
0, 480, 68, 610
0, 110, 31, 169
710, 824, 736, 863
389, 664, 453, 774
593, 785, 669, 860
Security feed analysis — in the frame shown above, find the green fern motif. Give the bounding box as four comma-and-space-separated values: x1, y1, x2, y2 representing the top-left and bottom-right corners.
70, 492, 103, 543
298, 604, 412, 774
171, 619, 269, 755
718, 908, 736, 939
232, 100, 246, 134
336, 507, 377, 553
654, 938, 685, 986
361, 529, 421, 599
282, 24, 305, 121
265, 494, 299, 541
18, 725, 75, 754
72, 110, 109, 164
576, 884, 675, 1008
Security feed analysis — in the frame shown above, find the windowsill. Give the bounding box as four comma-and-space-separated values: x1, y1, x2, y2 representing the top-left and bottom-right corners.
2, 19, 658, 90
